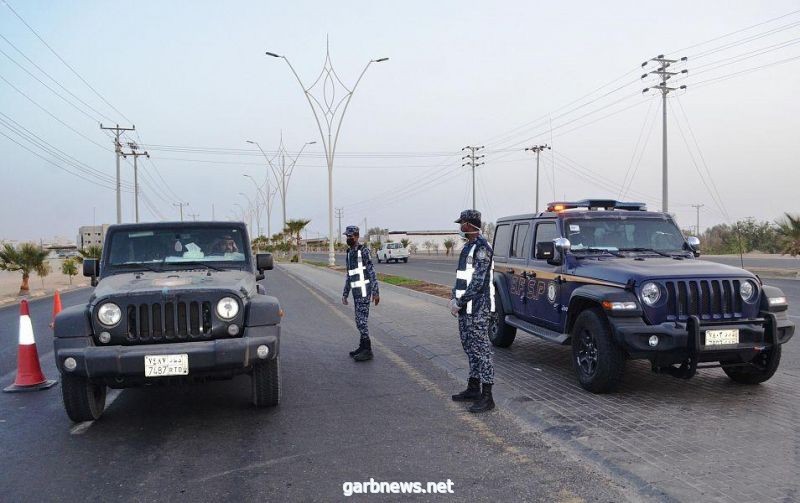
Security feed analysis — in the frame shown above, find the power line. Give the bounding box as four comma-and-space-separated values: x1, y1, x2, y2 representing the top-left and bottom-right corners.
2, 0, 133, 123
671, 8, 800, 53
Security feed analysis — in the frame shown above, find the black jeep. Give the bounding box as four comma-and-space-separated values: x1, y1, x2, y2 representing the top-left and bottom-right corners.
54, 222, 281, 422
490, 200, 794, 393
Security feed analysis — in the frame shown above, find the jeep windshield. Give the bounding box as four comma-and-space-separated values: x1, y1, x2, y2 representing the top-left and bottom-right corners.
564, 217, 688, 256
105, 226, 249, 271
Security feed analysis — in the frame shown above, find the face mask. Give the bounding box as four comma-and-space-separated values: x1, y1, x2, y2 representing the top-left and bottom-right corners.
458, 230, 467, 239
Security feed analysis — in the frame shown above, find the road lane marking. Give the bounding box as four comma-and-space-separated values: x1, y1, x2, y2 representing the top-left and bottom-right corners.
283, 268, 532, 466
789, 315, 800, 320
69, 389, 122, 435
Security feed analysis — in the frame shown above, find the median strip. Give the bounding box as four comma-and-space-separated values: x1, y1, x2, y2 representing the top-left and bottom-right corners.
303, 260, 451, 299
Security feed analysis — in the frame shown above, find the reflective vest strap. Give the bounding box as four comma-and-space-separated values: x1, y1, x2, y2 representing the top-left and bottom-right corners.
455, 244, 476, 314
348, 249, 370, 297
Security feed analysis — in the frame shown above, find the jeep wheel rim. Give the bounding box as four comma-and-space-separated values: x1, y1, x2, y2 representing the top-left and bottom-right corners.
576, 330, 598, 377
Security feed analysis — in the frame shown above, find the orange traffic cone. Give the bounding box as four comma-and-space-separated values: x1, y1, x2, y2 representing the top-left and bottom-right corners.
49, 290, 62, 329
3, 299, 57, 393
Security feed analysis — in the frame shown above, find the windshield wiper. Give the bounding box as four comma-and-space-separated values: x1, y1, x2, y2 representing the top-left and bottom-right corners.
573, 247, 623, 257
618, 247, 676, 257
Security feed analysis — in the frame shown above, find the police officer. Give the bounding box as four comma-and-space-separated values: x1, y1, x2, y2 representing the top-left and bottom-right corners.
342, 226, 380, 361
449, 209, 496, 413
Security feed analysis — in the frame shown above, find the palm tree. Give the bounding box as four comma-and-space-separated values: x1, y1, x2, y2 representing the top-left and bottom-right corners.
284, 219, 311, 262
443, 238, 455, 256
62, 258, 78, 285
776, 213, 800, 257
0, 243, 50, 295
76, 245, 103, 263
423, 240, 434, 255
400, 238, 411, 249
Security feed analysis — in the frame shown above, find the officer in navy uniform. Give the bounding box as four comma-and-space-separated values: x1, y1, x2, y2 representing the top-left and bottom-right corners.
342, 226, 380, 361
449, 209, 496, 413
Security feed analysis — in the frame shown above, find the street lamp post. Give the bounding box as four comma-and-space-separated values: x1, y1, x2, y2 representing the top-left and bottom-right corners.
266, 42, 388, 266
243, 174, 268, 238
238, 193, 256, 235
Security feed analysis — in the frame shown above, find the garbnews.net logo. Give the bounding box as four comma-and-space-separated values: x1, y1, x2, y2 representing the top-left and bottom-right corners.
343, 479, 455, 496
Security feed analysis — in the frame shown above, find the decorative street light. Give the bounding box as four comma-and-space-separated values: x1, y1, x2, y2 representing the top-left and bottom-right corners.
247, 138, 315, 231
243, 173, 269, 238
265, 41, 388, 266
237, 193, 256, 235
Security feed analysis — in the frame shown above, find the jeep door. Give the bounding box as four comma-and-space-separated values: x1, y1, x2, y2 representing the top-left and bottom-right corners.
525, 220, 564, 330
506, 221, 533, 320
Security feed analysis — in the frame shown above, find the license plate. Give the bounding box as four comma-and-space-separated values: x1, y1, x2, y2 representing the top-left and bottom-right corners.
144, 354, 189, 377
704, 329, 739, 346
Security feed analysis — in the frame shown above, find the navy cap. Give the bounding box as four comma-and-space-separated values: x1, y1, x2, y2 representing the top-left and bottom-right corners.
455, 209, 482, 227
344, 225, 360, 236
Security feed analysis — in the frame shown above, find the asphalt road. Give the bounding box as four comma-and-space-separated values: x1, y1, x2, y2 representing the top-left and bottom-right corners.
0, 270, 625, 502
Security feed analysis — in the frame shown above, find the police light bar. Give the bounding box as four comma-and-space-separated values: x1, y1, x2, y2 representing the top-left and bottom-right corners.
546, 200, 647, 212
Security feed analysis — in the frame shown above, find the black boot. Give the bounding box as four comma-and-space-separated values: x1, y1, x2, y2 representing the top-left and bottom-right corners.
353, 340, 373, 361
469, 383, 495, 413
349, 341, 365, 358
451, 377, 481, 402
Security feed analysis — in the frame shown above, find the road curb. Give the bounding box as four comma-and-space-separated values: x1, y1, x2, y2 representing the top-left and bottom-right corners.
0, 285, 92, 309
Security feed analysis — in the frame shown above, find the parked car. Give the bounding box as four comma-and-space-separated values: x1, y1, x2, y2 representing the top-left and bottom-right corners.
377, 242, 409, 263
53, 221, 281, 422
490, 199, 794, 393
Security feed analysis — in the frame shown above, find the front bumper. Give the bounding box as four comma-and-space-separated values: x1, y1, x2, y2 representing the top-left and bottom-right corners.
53, 325, 279, 383
611, 313, 794, 365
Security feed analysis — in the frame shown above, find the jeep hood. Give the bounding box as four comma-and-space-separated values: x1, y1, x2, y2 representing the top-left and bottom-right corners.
93, 270, 255, 300
569, 257, 756, 285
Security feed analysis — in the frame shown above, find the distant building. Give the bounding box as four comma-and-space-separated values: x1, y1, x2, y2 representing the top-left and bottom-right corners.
78, 225, 110, 250
373, 230, 464, 255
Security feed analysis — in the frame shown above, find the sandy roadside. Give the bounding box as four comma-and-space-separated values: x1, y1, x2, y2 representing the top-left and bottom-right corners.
0, 258, 90, 307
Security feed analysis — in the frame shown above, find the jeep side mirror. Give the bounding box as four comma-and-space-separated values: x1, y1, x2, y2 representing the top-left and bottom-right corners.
686, 236, 701, 257
83, 258, 99, 286
546, 237, 571, 266
256, 253, 274, 272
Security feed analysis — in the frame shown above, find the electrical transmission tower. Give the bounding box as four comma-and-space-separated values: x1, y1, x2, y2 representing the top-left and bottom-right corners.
100, 123, 135, 223
173, 202, 189, 222
524, 144, 551, 213
642, 55, 688, 214
461, 145, 484, 210
123, 142, 149, 223
335, 207, 344, 244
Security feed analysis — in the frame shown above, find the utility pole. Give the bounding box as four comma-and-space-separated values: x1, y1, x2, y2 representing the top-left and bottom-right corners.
642, 55, 688, 213
173, 202, 189, 222
335, 207, 344, 244
691, 204, 704, 236
123, 142, 149, 223
524, 144, 551, 213
188, 213, 199, 222
100, 123, 135, 223
212, 204, 215, 221
461, 145, 484, 209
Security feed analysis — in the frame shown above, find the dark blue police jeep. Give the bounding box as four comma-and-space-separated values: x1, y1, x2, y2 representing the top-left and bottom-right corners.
490, 200, 794, 393
53, 221, 281, 422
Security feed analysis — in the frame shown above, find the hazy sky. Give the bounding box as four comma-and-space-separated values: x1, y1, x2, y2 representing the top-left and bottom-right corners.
1, 0, 799, 243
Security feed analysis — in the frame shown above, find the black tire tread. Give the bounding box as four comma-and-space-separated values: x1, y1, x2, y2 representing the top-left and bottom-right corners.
571, 308, 626, 393
723, 343, 781, 384
61, 374, 106, 422
489, 295, 517, 348
252, 357, 281, 407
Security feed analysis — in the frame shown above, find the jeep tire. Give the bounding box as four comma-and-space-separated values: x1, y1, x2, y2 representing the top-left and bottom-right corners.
571, 308, 625, 393
402, 258, 408, 263
61, 374, 107, 422
252, 357, 281, 407
722, 343, 781, 384
489, 297, 516, 348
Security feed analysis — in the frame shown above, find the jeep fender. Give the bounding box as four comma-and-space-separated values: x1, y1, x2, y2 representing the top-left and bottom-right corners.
493, 273, 513, 314
566, 285, 640, 343
54, 304, 93, 339
244, 295, 282, 328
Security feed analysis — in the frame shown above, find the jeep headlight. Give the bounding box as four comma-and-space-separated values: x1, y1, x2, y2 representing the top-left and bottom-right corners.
97, 302, 122, 326
640, 282, 661, 307
740, 280, 756, 302
216, 297, 240, 320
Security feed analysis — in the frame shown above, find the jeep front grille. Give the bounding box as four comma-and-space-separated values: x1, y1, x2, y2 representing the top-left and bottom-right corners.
127, 301, 212, 341
663, 279, 745, 321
